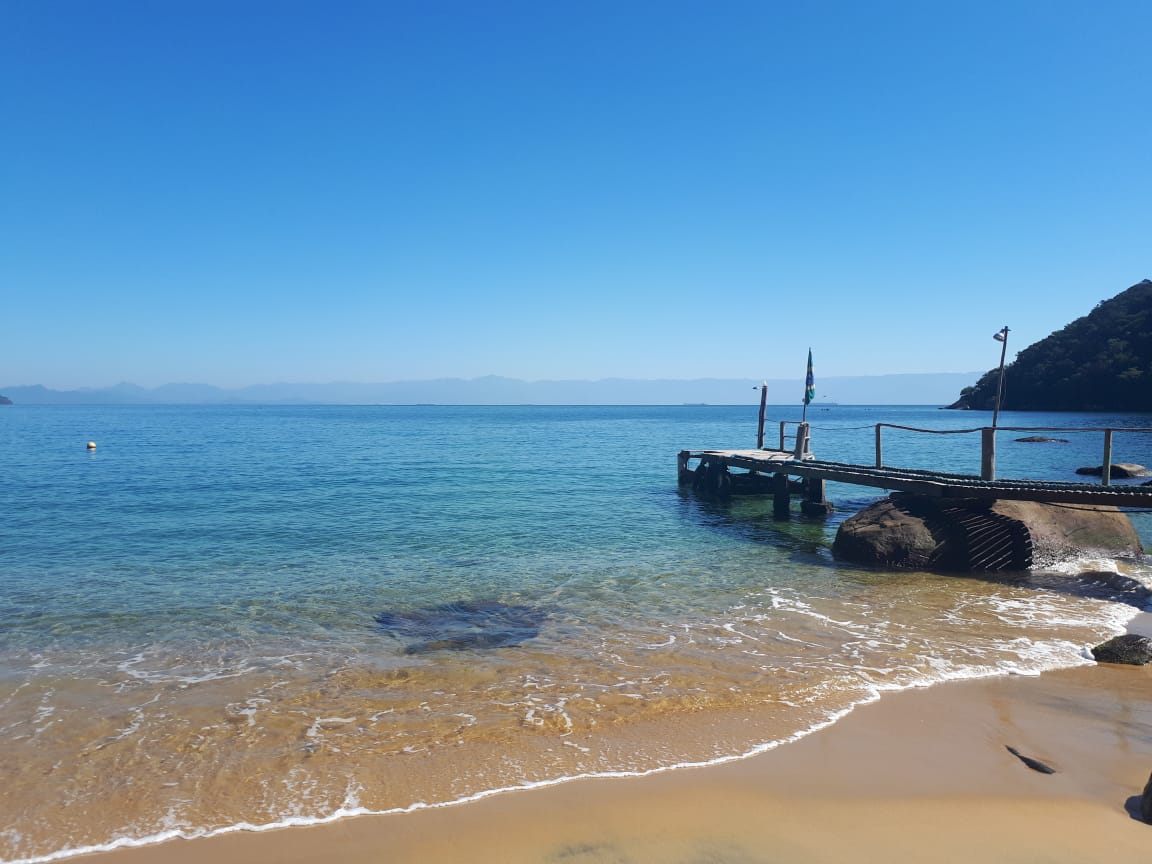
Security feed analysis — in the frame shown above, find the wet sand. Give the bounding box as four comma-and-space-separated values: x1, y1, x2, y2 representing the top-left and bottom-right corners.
83, 624, 1152, 864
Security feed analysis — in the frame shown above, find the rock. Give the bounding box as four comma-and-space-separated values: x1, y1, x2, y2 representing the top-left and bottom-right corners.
831, 497, 943, 569
1090, 634, 1152, 665
375, 600, 547, 654
1075, 463, 1150, 478
1015, 436, 1069, 443
991, 499, 1143, 565
832, 495, 1142, 572
1142, 772, 1152, 823
1005, 745, 1057, 774
1072, 571, 1152, 606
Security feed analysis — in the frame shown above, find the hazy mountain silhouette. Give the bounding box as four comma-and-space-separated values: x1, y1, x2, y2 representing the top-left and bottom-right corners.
2, 373, 980, 405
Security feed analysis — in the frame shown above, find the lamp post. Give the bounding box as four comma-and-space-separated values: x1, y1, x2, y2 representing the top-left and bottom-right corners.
991, 326, 1010, 428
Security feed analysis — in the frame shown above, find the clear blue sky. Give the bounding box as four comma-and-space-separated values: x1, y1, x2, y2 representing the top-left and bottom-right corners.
2, 1, 1148, 389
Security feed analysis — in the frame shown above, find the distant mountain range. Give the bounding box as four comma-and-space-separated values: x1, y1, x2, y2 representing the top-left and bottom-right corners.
1, 373, 980, 406
951, 279, 1152, 411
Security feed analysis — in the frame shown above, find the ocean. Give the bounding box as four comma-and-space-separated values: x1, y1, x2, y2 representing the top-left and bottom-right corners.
2, 403, 1150, 863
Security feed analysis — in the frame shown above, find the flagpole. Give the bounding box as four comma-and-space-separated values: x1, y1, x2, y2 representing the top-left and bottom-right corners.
802, 348, 814, 425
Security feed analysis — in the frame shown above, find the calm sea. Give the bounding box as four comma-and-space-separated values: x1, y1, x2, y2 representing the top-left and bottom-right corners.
2, 404, 1150, 862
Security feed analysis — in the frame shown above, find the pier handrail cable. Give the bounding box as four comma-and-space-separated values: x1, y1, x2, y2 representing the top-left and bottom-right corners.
873, 423, 1152, 483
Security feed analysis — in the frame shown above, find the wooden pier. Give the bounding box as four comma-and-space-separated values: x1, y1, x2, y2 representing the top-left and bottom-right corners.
679, 422, 1152, 513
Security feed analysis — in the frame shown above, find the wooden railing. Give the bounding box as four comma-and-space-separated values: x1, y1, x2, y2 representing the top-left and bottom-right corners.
873, 424, 1152, 484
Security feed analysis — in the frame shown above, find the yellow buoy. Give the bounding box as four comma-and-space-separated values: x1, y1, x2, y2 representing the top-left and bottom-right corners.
86, 441, 97, 450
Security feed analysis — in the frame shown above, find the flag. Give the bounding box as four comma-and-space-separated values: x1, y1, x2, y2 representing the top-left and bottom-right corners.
803, 349, 815, 405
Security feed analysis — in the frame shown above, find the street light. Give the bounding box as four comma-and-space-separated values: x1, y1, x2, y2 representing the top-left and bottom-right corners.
992, 326, 1010, 428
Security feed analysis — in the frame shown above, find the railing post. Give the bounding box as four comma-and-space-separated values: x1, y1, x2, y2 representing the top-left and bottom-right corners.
779, 421, 786, 452
756, 384, 768, 449
875, 424, 883, 468
793, 422, 810, 458
981, 427, 996, 480
1102, 429, 1113, 486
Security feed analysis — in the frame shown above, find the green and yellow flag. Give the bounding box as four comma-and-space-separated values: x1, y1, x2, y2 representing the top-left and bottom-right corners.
803, 349, 815, 405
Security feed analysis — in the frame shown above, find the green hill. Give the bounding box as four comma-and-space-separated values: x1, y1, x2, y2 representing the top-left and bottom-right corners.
951, 279, 1152, 412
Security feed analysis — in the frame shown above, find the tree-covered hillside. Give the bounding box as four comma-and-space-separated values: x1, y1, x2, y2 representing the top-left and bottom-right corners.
952, 280, 1152, 412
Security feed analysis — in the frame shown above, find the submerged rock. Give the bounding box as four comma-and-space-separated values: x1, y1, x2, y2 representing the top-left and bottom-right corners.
375, 600, 547, 654
1075, 463, 1150, 478
1015, 436, 1069, 443
1071, 571, 1152, 607
1090, 634, 1152, 666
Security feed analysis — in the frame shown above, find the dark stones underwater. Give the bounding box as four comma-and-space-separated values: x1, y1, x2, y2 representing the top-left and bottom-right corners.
375, 600, 548, 654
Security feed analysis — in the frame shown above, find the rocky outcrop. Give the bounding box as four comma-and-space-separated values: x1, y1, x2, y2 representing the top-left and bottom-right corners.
990, 499, 1143, 565
1015, 436, 1068, 443
1075, 463, 1149, 478
1090, 634, 1152, 665
948, 279, 1152, 412
832, 494, 1142, 572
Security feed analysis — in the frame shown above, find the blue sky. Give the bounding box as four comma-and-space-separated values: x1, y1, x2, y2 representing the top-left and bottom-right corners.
2, 1, 1149, 389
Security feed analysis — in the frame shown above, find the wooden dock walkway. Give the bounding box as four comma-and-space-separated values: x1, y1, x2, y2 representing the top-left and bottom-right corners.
681, 449, 1152, 507
679, 421, 1152, 511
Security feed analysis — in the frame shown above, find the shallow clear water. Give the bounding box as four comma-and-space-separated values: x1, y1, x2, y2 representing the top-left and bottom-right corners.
1, 404, 1150, 862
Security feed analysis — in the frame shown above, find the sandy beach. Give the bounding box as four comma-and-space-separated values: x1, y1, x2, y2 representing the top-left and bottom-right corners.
82, 618, 1152, 864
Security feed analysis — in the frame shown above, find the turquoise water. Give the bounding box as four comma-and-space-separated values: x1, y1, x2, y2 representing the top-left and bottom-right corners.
1, 404, 1150, 862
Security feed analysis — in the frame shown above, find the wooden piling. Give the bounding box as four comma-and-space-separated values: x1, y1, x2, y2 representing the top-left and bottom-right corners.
773, 472, 791, 519
800, 477, 833, 517
677, 450, 691, 486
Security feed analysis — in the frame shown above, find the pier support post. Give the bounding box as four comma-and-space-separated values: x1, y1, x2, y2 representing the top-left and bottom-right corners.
981, 427, 996, 480
773, 473, 791, 519
800, 477, 834, 517
677, 450, 691, 487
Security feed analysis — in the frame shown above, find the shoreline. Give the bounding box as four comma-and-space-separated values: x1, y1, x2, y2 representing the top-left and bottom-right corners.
72, 616, 1152, 864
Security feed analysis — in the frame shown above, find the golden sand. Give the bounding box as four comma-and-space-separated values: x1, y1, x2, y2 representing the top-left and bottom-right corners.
80, 646, 1152, 864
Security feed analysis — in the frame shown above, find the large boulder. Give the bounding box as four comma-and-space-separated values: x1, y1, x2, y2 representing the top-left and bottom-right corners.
831, 497, 944, 569
992, 499, 1143, 565
833, 495, 1142, 571
1090, 634, 1152, 666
